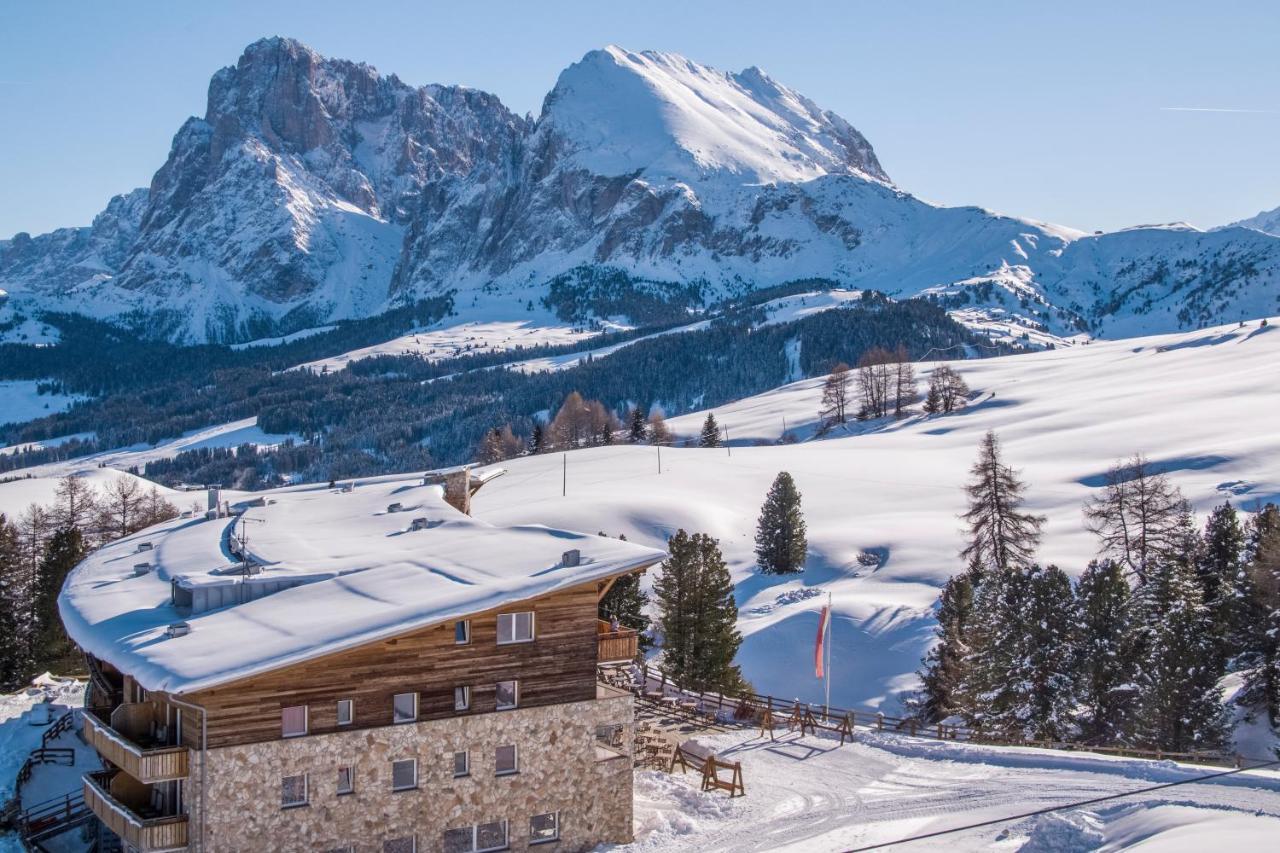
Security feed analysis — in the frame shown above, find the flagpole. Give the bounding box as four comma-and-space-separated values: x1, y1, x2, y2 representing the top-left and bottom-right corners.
824, 591, 832, 722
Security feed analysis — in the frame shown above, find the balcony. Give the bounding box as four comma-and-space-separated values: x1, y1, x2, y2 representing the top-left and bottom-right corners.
83, 705, 189, 783
597, 619, 639, 663
84, 771, 188, 852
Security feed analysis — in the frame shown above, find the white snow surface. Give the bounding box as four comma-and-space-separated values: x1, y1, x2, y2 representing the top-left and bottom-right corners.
58, 475, 666, 694
0, 380, 88, 427
471, 318, 1280, 712
622, 727, 1280, 852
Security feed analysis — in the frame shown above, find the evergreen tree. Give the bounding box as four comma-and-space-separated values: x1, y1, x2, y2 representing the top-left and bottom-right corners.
956, 564, 1028, 735
528, 424, 545, 455
1073, 559, 1139, 743
1007, 564, 1077, 740
34, 527, 86, 673
917, 568, 977, 722
923, 381, 943, 416
627, 407, 648, 443
1242, 504, 1280, 726
699, 413, 721, 448
0, 514, 33, 689
1130, 554, 1228, 751
653, 530, 744, 693
754, 472, 807, 574
960, 431, 1045, 572
1197, 501, 1251, 663
600, 572, 653, 653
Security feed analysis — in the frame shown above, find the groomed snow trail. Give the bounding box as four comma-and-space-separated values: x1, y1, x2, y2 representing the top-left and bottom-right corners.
622, 729, 1280, 852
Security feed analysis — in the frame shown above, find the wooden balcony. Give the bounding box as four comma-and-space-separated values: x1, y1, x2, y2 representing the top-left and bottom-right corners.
83, 708, 189, 783
597, 619, 639, 663
84, 771, 188, 852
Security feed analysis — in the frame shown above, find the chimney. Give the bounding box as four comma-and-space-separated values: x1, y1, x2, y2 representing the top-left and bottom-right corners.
562, 549, 581, 567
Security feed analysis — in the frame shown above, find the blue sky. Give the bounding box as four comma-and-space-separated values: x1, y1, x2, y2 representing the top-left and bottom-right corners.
2, 1, 1277, 236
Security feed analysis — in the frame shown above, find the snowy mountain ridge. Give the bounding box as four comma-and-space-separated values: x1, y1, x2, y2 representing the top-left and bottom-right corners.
2, 37, 1279, 342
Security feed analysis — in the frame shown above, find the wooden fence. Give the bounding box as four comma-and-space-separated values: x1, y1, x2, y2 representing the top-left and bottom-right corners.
635, 665, 1239, 768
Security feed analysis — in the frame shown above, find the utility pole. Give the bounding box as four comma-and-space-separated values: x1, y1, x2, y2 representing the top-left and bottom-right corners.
724, 425, 731, 457
562, 453, 567, 497
656, 442, 662, 474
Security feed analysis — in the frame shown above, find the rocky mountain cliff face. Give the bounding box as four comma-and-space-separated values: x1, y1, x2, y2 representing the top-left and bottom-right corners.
3, 39, 1278, 342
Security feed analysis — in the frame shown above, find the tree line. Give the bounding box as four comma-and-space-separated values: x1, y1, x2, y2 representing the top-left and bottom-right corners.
917, 431, 1280, 753
0, 475, 180, 688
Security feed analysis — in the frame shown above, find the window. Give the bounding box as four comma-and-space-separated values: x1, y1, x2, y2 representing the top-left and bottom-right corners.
336, 765, 354, 795
392, 692, 418, 724
391, 758, 417, 791
453, 750, 470, 778
454, 620, 471, 644
495, 744, 518, 776
443, 822, 508, 853
281, 705, 308, 738
336, 699, 354, 726
281, 773, 308, 808
454, 685, 471, 712
496, 611, 534, 644
476, 821, 508, 852
383, 838, 416, 853
595, 722, 626, 758
495, 680, 519, 710
530, 812, 559, 844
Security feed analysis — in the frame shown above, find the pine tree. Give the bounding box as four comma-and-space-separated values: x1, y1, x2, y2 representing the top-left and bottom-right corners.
627, 407, 648, 443
0, 514, 33, 689
699, 413, 721, 448
1007, 564, 1077, 740
1197, 501, 1251, 663
754, 472, 807, 574
1073, 559, 1139, 743
957, 564, 1028, 735
960, 431, 1045, 573
917, 568, 977, 722
1130, 553, 1228, 751
1242, 504, 1280, 726
654, 530, 744, 693
34, 527, 86, 673
600, 571, 653, 653
923, 381, 943, 415
819, 363, 852, 429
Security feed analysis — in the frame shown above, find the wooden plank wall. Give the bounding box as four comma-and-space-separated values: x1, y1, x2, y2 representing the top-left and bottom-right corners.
177, 580, 602, 749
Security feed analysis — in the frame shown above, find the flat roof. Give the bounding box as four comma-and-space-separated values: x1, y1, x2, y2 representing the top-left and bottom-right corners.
58, 471, 666, 694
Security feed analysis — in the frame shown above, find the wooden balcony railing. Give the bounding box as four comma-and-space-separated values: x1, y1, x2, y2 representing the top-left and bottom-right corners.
597, 619, 639, 663
83, 711, 189, 783
83, 771, 188, 852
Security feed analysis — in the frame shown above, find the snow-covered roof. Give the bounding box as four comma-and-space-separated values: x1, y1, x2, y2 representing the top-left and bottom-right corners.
58, 472, 666, 695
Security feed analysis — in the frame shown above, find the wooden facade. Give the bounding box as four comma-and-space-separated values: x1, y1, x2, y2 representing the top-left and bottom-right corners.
83, 711, 189, 783
177, 578, 609, 749
84, 771, 188, 852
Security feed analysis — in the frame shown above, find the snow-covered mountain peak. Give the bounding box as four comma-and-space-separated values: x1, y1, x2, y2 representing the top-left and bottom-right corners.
541, 46, 888, 184
1224, 204, 1280, 237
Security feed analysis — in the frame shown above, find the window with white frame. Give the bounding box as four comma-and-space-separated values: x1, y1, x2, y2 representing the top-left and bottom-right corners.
383, 837, 415, 853
336, 765, 354, 795
281, 705, 308, 738
453, 750, 469, 778
496, 611, 534, 644
281, 773, 308, 808
454, 685, 471, 712
442, 822, 508, 853
336, 699, 354, 726
495, 744, 518, 776
454, 620, 471, 644
530, 812, 559, 844
392, 692, 418, 724
391, 758, 417, 791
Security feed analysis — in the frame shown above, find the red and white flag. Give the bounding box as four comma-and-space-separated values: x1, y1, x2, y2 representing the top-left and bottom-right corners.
814, 604, 830, 679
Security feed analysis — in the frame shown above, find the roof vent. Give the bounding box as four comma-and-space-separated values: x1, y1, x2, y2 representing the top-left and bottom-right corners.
137, 542, 153, 552
387, 502, 403, 513
562, 549, 581, 567
133, 562, 153, 577
166, 622, 191, 638
410, 517, 430, 531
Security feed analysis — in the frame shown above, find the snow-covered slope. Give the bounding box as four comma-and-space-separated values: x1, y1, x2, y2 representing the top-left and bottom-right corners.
1226, 203, 1280, 237
468, 318, 1280, 715
4, 39, 1279, 343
